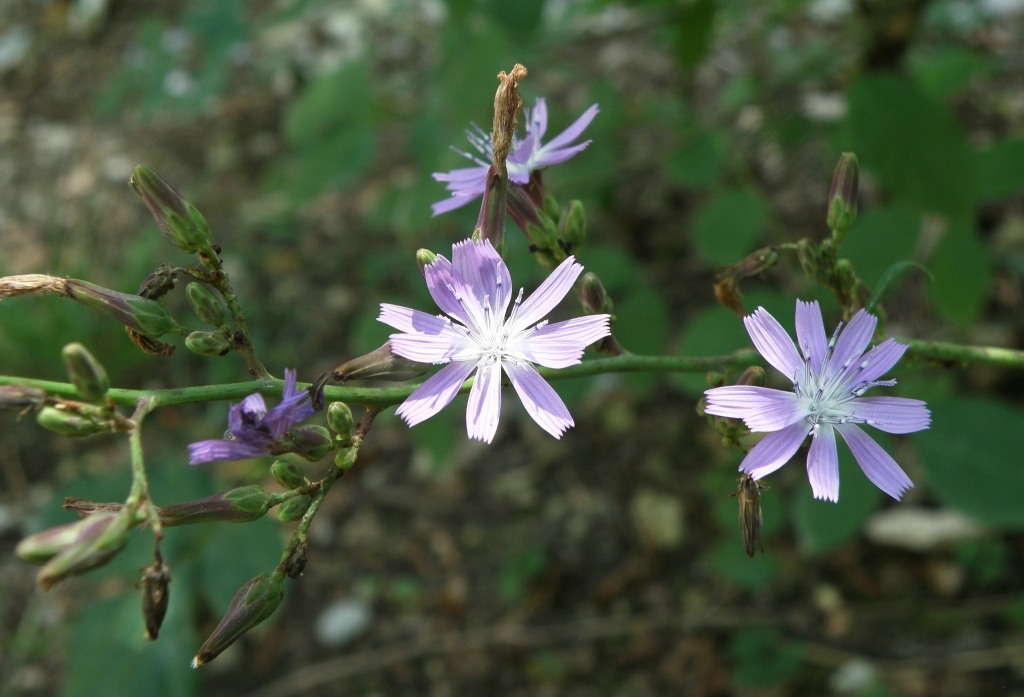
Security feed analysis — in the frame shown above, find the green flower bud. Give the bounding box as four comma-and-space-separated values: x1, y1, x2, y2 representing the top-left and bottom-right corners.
62, 343, 110, 402
65, 279, 183, 338
283, 425, 333, 461
827, 152, 859, 234
192, 573, 284, 667
331, 341, 429, 383
326, 402, 354, 444
130, 164, 213, 254
334, 446, 357, 470
185, 283, 228, 327
416, 248, 437, 275
580, 273, 612, 315
276, 495, 313, 523
270, 460, 306, 490
26, 511, 132, 589
558, 199, 587, 250
158, 485, 272, 526
185, 330, 231, 357
36, 405, 111, 437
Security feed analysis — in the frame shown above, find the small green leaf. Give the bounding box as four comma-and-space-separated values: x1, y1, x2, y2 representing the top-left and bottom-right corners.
673, 0, 717, 69
866, 260, 932, 314
975, 137, 1024, 203
841, 204, 922, 288
928, 222, 989, 326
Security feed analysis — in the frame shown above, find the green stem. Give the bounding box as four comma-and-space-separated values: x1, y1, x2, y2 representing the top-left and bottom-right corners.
125, 397, 162, 538
3, 339, 1024, 412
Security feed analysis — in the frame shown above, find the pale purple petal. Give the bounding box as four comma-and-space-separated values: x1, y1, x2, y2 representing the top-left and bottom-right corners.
841, 339, 908, 387
466, 361, 503, 443
431, 193, 481, 216
738, 421, 811, 480
744, 307, 803, 381
511, 255, 583, 330
836, 423, 914, 500
389, 331, 466, 364
512, 315, 611, 369
795, 300, 828, 374
504, 361, 573, 439
852, 396, 931, 434
830, 308, 878, 370
423, 255, 473, 326
806, 424, 840, 502
527, 98, 548, 140
188, 438, 268, 465
451, 239, 512, 324
433, 165, 489, 187
704, 386, 807, 432
536, 104, 599, 158
378, 304, 449, 334
396, 360, 476, 427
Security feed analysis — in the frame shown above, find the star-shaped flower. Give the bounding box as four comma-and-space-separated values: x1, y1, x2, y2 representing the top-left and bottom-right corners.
704, 300, 930, 502
379, 238, 610, 442
431, 97, 599, 216
189, 369, 315, 464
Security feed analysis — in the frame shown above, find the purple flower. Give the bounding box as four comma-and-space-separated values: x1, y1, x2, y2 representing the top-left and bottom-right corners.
189, 369, 315, 464
704, 301, 930, 502
379, 238, 610, 443
432, 97, 599, 216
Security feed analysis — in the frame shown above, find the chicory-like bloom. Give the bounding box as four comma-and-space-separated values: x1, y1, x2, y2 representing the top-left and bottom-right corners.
431, 97, 599, 215
704, 300, 930, 502
189, 369, 315, 464
379, 238, 610, 443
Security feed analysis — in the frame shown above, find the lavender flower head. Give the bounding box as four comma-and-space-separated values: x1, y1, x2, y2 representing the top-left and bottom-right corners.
189, 369, 315, 464
704, 301, 930, 502
432, 97, 599, 216
379, 238, 610, 443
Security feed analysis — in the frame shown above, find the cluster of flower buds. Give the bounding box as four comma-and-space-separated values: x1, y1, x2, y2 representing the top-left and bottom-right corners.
16, 510, 133, 589
183, 282, 234, 357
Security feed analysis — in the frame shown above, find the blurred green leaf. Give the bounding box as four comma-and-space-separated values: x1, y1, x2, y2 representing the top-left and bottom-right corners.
908, 47, 995, 100
728, 628, 803, 686
975, 137, 1024, 203
707, 540, 781, 589
866, 261, 932, 314
666, 130, 728, 189
844, 74, 977, 220
928, 222, 989, 326
673, 0, 717, 69
792, 443, 884, 554
916, 398, 1024, 529
840, 204, 922, 290
692, 188, 766, 264
200, 517, 283, 609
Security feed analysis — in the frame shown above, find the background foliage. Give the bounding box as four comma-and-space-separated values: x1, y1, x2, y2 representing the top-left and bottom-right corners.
2, 0, 1024, 695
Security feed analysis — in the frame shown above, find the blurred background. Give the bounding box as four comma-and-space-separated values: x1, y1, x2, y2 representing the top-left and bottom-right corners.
2, 0, 1024, 695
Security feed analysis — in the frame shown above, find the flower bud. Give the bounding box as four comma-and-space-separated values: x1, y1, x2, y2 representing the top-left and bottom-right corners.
141, 557, 171, 640
192, 573, 285, 667
331, 341, 430, 383
276, 495, 313, 523
136, 265, 177, 300
334, 446, 357, 470
737, 366, 766, 387
65, 280, 183, 338
270, 460, 306, 490
36, 404, 111, 437
130, 164, 213, 254
558, 199, 587, 250
827, 152, 858, 234
326, 401, 354, 445
580, 273, 612, 315
185, 283, 227, 327
62, 343, 110, 402
0, 385, 47, 412
18, 511, 132, 589
158, 486, 272, 526
415, 249, 437, 276
282, 425, 333, 461
185, 330, 231, 357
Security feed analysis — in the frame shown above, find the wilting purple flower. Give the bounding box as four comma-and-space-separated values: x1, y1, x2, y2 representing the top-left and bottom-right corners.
704, 301, 930, 502
189, 369, 315, 464
379, 238, 610, 443
432, 97, 599, 216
